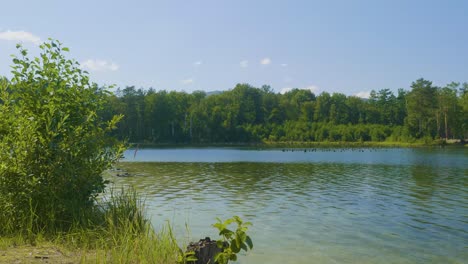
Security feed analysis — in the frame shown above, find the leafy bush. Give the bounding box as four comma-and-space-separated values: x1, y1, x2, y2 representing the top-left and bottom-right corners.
213, 216, 253, 264
0, 40, 125, 234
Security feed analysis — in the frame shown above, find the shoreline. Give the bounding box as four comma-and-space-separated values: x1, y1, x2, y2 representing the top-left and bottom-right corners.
127, 140, 466, 149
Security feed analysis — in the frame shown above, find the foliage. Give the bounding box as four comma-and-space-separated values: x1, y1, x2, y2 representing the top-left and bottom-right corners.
103, 80, 467, 144
0, 40, 125, 235
0, 186, 183, 263
175, 249, 197, 264
213, 216, 253, 264
406, 78, 438, 138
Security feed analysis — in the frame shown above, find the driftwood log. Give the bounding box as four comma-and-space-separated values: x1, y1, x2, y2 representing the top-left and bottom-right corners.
186, 237, 226, 264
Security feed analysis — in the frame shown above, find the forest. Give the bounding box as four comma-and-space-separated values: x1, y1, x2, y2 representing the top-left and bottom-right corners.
101, 79, 467, 144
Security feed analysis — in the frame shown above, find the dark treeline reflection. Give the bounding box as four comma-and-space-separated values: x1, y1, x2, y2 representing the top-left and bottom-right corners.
101, 79, 468, 143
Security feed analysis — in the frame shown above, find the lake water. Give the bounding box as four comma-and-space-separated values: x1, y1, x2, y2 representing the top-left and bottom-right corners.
110, 147, 467, 263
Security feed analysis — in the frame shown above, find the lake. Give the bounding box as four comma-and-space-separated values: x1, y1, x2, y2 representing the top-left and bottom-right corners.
109, 147, 467, 263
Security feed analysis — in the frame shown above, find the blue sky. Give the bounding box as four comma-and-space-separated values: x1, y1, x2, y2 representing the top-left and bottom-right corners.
1, 0, 467, 97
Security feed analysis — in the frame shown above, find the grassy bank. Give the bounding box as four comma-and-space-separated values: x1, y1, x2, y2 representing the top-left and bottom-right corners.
261, 140, 452, 148
128, 139, 465, 149
0, 187, 182, 263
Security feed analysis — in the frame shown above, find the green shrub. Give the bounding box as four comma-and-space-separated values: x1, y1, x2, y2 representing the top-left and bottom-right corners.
213, 216, 253, 264
0, 40, 125, 235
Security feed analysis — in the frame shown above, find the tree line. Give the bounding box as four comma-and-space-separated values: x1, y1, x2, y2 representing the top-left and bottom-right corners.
101, 79, 467, 144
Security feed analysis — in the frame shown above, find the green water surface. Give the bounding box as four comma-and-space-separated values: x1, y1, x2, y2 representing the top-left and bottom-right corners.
109, 148, 467, 263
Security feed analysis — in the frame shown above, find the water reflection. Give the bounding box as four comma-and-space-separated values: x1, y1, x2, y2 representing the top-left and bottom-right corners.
123, 147, 468, 168
410, 166, 437, 202
107, 159, 468, 264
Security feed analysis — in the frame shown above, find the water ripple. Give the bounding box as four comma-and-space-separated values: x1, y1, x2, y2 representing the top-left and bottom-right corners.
109, 154, 467, 264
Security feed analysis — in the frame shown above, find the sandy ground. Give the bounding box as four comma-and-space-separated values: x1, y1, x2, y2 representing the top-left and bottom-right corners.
0, 245, 99, 264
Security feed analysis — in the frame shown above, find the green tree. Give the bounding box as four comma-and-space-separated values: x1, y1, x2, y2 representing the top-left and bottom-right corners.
119, 86, 146, 142
101, 78, 466, 144
405, 78, 438, 138
0, 40, 124, 233
345, 96, 366, 124
437, 83, 459, 139
460, 83, 468, 139
314, 92, 331, 122
329, 93, 348, 124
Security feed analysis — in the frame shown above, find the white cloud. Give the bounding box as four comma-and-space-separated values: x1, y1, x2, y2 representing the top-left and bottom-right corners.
355, 91, 371, 99
193, 61, 202, 66
181, 78, 194, 85
280, 87, 293, 94
280, 85, 320, 94
0, 30, 41, 45
240, 60, 248, 68
281, 63, 288, 67
260, 57, 271, 65
304, 85, 319, 93
81, 59, 119, 72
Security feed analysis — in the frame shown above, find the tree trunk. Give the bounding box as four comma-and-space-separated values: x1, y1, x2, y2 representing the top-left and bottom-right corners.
444, 110, 448, 140
190, 115, 193, 139
172, 121, 175, 137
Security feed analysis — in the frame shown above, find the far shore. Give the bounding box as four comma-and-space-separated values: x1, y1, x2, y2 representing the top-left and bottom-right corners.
126, 140, 467, 149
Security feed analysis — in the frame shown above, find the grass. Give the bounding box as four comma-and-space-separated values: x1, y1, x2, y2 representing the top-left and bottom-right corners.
128, 138, 465, 149
0, 187, 183, 263
261, 140, 434, 148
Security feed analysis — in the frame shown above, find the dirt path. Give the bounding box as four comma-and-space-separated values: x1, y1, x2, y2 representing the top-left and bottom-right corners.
0, 245, 99, 264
